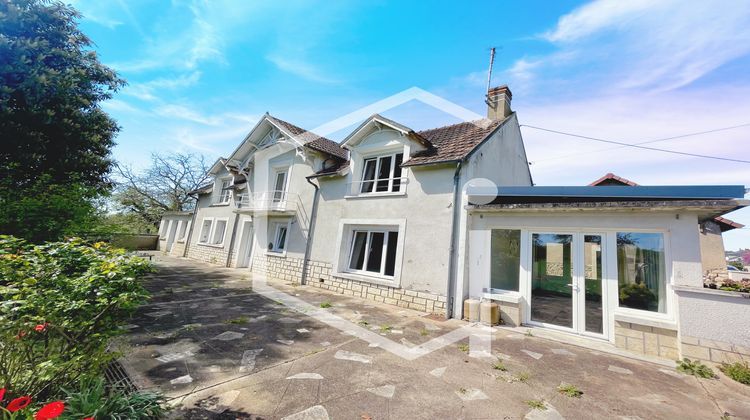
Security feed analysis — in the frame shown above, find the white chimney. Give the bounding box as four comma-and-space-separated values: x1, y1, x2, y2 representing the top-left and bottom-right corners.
486, 85, 512, 120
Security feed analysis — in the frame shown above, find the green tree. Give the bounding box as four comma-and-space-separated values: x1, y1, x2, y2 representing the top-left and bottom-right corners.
0, 0, 124, 242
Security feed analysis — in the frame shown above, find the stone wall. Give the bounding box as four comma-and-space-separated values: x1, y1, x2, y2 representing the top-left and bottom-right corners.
495, 301, 520, 326
252, 254, 447, 315
614, 320, 679, 360
188, 243, 232, 266
680, 336, 750, 365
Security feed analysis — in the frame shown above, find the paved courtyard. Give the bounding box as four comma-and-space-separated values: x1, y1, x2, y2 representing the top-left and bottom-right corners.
115, 254, 750, 419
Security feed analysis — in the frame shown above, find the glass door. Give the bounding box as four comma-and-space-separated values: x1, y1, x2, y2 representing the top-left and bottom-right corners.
528, 232, 606, 337
530, 233, 574, 329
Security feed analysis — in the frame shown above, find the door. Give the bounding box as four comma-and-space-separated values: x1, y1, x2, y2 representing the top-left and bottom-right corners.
237, 221, 254, 268
528, 232, 606, 337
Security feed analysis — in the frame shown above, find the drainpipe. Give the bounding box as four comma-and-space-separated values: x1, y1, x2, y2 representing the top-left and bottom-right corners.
446, 161, 462, 319
182, 194, 199, 258
301, 176, 321, 285
225, 212, 240, 267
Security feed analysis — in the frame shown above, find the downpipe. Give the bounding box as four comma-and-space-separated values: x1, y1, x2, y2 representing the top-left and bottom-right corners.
446, 161, 462, 319
301, 176, 321, 285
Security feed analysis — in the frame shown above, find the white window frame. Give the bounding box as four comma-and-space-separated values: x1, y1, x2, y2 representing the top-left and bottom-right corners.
359, 152, 404, 194
197, 217, 229, 247
333, 219, 406, 287
267, 220, 291, 255
217, 178, 232, 204
271, 167, 289, 204
177, 220, 191, 243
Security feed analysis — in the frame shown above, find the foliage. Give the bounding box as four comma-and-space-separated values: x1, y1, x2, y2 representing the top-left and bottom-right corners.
720, 362, 750, 385
319, 302, 332, 308
0, 176, 102, 243
491, 359, 507, 371
525, 399, 546, 410
59, 378, 167, 420
728, 260, 744, 271
557, 383, 583, 398
0, 236, 152, 400
0, 390, 66, 420
0, 0, 125, 242
457, 343, 469, 353
676, 358, 715, 379
114, 152, 210, 230
718, 279, 750, 293
618, 283, 656, 310
512, 372, 530, 383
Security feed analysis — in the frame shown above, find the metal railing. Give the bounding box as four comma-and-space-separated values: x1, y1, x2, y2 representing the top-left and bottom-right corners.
238, 190, 301, 212
347, 177, 409, 196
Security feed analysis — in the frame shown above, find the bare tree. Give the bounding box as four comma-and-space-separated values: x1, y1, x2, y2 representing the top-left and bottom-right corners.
114, 152, 211, 229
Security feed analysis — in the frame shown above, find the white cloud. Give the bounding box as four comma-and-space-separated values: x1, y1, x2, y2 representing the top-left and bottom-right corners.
266, 55, 339, 84
123, 72, 202, 102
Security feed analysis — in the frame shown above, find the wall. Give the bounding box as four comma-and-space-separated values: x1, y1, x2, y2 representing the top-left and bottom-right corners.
186, 188, 238, 266
676, 287, 750, 364
614, 320, 679, 360
699, 220, 728, 281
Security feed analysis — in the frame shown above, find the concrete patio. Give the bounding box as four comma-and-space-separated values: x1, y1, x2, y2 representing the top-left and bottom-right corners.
114, 254, 750, 419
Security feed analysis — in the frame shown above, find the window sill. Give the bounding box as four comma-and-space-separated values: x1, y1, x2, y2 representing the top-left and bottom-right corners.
613, 310, 676, 330
176, 239, 186, 243
265, 251, 287, 258
210, 202, 232, 207
482, 290, 523, 304
334, 271, 399, 288
345, 191, 406, 199
197, 242, 225, 249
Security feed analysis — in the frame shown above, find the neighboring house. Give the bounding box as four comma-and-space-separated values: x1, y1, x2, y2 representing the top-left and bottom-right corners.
159, 86, 750, 365
587, 173, 745, 282
157, 211, 193, 257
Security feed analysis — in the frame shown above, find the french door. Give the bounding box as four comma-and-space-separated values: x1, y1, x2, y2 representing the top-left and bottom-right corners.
528, 232, 606, 338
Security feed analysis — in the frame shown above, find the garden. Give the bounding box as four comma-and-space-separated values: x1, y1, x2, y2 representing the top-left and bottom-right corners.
0, 236, 167, 419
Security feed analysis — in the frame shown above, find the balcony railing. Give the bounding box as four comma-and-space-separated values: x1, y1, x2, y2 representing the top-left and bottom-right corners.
346, 177, 409, 197
238, 191, 301, 213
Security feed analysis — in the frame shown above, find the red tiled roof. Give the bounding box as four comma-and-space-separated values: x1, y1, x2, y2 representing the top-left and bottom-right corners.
714, 216, 745, 231
266, 114, 348, 160
401, 117, 507, 167
588, 173, 639, 186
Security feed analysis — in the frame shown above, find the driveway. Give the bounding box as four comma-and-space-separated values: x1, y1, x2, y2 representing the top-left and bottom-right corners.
116, 254, 750, 419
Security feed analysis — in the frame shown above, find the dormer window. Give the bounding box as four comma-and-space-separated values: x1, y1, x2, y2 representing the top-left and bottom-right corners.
218, 179, 232, 203
360, 153, 403, 194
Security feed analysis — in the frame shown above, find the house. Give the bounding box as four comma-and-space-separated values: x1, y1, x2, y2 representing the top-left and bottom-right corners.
159, 86, 749, 365
587, 173, 745, 283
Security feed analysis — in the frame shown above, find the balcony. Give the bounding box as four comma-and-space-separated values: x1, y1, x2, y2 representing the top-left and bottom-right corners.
237, 191, 302, 213
346, 177, 409, 198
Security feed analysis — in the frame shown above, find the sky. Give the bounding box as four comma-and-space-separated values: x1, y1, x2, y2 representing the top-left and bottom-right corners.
72, 0, 750, 250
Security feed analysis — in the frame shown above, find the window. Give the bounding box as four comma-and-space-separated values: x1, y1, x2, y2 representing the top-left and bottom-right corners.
272, 170, 288, 203
490, 229, 521, 291
176, 221, 188, 242
616, 232, 667, 313
360, 153, 404, 194
218, 179, 232, 203
199, 219, 213, 243
211, 220, 227, 245
158, 220, 167, 239
269, 222, 288, 253
347, 229, 399, 277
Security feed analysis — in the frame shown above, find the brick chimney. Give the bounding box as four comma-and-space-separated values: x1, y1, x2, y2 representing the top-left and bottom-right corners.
486, 85, 512, 120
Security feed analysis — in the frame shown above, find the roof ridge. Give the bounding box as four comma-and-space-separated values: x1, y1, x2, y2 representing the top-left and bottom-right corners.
416, 117, 495, 134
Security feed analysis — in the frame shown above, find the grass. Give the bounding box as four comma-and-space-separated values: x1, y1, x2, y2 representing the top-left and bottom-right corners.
525, 330, 533, 337
511, 372, 530, 383
457, 343, 470, 353
319, 302, 332, 308
358, 320, 369, 326
420, 328, 429, 336
720, 361, 750, 385
525, 399, 546, 410
224, 316, 248, 325
181, 323, 202, 332
676, 358, 716, 379
492, 359, 507, 371
379, 324, 393, 333
557, 383, 583, 398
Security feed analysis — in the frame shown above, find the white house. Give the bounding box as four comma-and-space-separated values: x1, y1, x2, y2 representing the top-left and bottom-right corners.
158, 85, 749, 364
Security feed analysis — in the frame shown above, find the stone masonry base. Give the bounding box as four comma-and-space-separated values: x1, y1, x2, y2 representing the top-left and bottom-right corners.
251, 254, 446, 315
614, 320, 680, 360
680, 336, 750, 365
187, 243, 232, 266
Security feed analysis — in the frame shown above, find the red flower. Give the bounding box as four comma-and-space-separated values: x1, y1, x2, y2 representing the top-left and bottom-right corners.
35, 401, 65, 420
83, 417, 94, 420
0, 388, 5, 402
16, 330, 26, 339
34, 324, 45, 332
7, 395, 32, 412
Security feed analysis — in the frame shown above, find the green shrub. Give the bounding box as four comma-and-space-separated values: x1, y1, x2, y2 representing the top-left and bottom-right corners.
557, 383, 583, 398
60, 378, 168, 419
718, 279, 750, 293
618, 283, 656, 311
676, 358, 716, 379
720, 362, 750, 385
0, 236, 152, 400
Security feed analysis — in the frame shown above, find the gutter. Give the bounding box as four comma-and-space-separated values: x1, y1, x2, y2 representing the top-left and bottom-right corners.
445, 161, 462, 319
301, 176, 322, 285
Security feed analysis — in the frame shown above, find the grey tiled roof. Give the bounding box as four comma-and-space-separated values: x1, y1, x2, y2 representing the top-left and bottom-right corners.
266, 114, 348, 160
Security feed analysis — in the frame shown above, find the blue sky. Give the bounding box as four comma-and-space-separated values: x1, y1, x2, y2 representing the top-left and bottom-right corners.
72, 0, 750, 250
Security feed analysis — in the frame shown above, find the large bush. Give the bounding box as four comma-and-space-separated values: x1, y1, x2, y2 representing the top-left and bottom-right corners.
0, 236, 152, 400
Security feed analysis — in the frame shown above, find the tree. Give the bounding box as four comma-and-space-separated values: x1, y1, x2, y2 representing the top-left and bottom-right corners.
0, 0, 124, 242
114, 152, 210, 230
